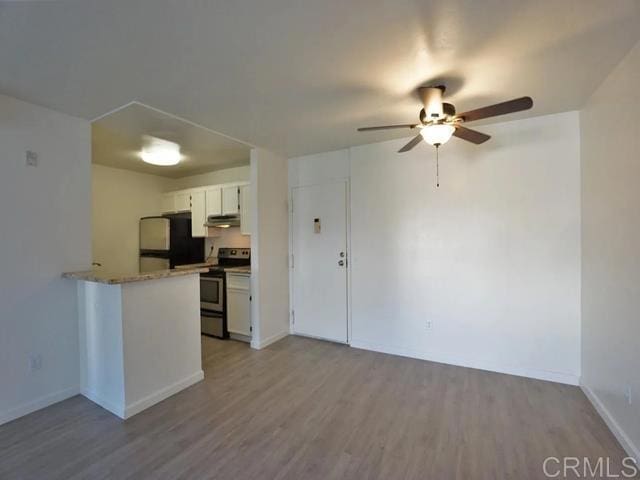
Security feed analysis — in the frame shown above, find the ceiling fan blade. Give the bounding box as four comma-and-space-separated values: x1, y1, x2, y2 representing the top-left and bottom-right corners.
358, 124, 418, 132
453, 125, 491, 144
457, 96, 533, 123
398, 134, 423, 153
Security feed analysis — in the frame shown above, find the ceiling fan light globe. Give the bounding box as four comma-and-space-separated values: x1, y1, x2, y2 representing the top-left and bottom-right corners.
420, 124, 455, 146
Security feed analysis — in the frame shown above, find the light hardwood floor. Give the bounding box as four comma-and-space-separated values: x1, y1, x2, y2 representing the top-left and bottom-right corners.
0, 336, 630, 479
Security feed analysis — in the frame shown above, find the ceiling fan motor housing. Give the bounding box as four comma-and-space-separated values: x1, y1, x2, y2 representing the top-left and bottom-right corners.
420, 86, 445, 120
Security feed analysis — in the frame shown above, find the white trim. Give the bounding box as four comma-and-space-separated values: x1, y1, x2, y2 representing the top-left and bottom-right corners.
229, 332, 251, 343
123, 370, 204, 419
350, 339, 580, 386
581, 384, 640, 462
0, 386, 79, 426
293, 332, 349, 345
81, 388, 125, 418
251, 330, 289, 350
90, 100, 255, 148
82, 370, 204, 419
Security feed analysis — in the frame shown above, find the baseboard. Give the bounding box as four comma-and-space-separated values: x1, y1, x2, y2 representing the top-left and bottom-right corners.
123, 370, 204, 419
229, 332, 251, 343
251, 330, 289, 350
0, 386, 79, 426
292, 331, 349, 345
349, 339, 580, 386
81, 387, 125, 418
581, 384, 639, 462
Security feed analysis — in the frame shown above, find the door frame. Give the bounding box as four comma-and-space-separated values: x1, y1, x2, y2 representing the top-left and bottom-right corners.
288, 179, 352, 344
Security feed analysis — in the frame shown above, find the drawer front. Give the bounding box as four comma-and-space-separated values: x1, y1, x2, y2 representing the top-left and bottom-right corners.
227, 273, 250, 291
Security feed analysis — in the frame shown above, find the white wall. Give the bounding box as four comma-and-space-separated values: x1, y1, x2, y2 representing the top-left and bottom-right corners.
288, 149, 350, 187
92, 165, 171, 273
250, 148, 290, 348
580, 40, 640, 460
203, 229, 251, 261
290, 111, 582, 385
0, 94, 91, 425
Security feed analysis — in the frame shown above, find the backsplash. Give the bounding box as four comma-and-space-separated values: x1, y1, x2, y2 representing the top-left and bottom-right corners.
204, 227, 250, 261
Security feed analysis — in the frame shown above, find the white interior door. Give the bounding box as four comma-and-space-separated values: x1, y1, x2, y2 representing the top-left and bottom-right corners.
292, 181, 348, 343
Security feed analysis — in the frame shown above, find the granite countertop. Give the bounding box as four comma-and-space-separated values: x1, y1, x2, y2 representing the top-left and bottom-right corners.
175, 261, 251, 275
62, 267, 209, 285
174, 261, 218, 269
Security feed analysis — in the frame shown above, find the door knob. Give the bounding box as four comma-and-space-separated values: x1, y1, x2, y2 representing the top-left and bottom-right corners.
338, 260, 345, 266
339, 252, 345, 257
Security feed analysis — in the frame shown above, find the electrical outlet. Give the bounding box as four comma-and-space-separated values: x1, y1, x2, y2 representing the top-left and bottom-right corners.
425, 320, 433, 330
625, 385, 632, 405
29, 354, 42, 372
26, 150, 39, 167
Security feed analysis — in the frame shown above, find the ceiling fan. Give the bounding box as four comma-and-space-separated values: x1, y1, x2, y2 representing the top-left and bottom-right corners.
357, 86, 533, 153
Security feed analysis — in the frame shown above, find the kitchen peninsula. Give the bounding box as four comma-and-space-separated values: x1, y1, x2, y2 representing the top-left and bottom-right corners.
63, 267, 208, 419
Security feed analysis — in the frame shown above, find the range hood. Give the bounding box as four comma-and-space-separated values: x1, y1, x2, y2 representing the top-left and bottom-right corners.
205, 214, 240, 228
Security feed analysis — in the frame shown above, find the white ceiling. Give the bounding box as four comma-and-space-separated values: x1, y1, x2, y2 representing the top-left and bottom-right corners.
1, 0, 639, 157
92, 102, 250, 178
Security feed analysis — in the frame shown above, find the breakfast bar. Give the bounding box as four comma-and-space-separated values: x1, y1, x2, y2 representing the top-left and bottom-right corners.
63, 267, 208, 419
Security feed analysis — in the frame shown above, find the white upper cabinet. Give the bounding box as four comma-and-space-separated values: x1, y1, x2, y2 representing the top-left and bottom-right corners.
222, 186, 240, 215
190, 190, 206, 237
161, 181, 251, 236
240, 184, 251, 236
205, 186, 222, 217
174, 191, 191, 212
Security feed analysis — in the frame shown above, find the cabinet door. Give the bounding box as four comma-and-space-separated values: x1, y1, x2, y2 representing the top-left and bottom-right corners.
190, 190, 206, 237
205, 186, 222, 216
227, 275, 251, 336
161, 193, 175, 213
240, 184, 251, 236
175, 191, 191, 212
222, 186, 240, 215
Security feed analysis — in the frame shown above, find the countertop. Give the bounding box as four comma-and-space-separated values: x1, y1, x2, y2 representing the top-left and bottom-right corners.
175, 262, 251, 275
224, 266, 251, 275
62, 267, 209, 285
174, 261, 218, 269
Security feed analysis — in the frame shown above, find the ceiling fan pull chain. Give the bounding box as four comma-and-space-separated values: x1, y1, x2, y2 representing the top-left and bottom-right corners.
436, 145, 440, 188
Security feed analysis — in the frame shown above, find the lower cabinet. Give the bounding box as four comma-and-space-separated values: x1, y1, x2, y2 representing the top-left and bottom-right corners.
226, 273, 251, 340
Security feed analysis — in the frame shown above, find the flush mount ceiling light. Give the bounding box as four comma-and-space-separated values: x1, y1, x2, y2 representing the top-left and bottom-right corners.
420, 123, 455, 146
140, 135, 182, 166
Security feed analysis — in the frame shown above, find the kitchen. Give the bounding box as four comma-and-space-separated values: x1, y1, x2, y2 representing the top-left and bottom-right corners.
64, 102, 254, 418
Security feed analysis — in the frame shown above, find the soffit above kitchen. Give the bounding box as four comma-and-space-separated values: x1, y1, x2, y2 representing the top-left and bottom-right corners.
92, 102, 251, 178
1, 0, 640, 157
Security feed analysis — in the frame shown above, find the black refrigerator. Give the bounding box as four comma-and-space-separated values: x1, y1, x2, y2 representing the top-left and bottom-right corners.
139, 214, 204, 272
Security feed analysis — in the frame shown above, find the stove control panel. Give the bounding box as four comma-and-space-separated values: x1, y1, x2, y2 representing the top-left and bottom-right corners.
218, 248, 251, 260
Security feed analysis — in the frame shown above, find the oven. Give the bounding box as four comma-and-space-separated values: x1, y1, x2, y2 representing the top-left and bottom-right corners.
199, 248, 251, 339
201, 270, 226, 338
200, 272, 224, 311
201, 308, 224, 338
